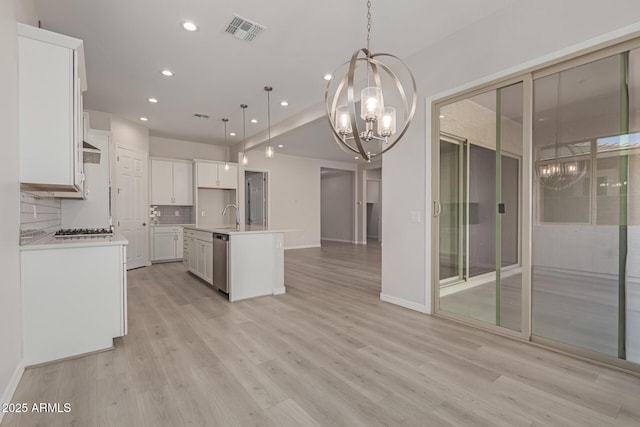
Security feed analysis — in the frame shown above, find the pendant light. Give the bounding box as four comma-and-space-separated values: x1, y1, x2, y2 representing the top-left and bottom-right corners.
240, 104, 248, 165
222, 118, 230, 171
325, 0, 416, 162
265, 86, 275, 158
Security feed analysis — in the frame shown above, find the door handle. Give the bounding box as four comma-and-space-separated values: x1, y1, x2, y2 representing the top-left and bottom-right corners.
142, 223, 147, 227
433, 201, 442, 217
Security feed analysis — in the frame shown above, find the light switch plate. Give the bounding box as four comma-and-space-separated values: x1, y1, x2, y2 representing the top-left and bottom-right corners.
410, 210, 421, 223
175, 210, 180, 216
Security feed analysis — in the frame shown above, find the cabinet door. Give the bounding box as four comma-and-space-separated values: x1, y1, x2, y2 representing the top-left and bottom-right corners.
196, 163, 219, 188
151, 160, 174, 205
176, 232, 184, 259
218, 164, 238, 189
204, 242, 213, 284
172, 162, 193, 205
196, 240, 206, 279
19, 36, 75, 186
153, 233, 176, 261
188, 238, 198, 273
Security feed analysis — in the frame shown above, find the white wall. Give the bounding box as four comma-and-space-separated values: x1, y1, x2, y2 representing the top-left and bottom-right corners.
381, 0, 640, 314
321, 171, 355, 243
1, 0, 37, 416
196, 189, 236, 228
111, 115, 149, 153
237, 152, 356, 249
149, 136, 227, 162
85, 109, 111, 132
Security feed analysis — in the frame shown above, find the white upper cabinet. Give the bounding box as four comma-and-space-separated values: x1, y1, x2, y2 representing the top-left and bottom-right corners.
150, 160, 173, 204
18, 24, 86, 193
150, 159, 193, 206
195, 161, 238, 189
172, 162, 193, 205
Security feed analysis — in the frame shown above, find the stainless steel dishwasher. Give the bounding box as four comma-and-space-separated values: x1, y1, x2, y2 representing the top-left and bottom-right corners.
213, 233, 229, 294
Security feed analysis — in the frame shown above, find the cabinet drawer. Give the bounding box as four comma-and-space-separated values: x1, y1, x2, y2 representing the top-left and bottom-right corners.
153, 226, 183, 234
187, 229, 213, 243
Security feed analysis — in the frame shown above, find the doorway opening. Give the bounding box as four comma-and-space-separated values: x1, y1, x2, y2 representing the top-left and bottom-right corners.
244, 170, 268, 227
366, 168, 382, 244
320, 168, 356, 244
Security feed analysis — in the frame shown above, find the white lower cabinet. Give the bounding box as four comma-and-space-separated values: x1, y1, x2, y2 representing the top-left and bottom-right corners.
184, 229, 213, 285
20, 242, 127, 366
151, 226, 184, 262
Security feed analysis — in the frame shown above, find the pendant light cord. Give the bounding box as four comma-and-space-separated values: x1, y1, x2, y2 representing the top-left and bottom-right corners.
267, 90, 271, 144
366, 0, 372, 52
240, 104, 248, 155
223, 119, 228, 145
555, 72, 561, 160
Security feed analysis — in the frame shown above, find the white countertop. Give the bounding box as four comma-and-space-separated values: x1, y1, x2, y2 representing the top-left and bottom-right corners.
150, 223, 195, 227
20, 233, 128, 250
184, 225, 292, 235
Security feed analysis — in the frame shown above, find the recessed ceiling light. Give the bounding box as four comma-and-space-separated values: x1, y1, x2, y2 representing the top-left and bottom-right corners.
280, 101, 288, 107
182, 21, 198, 31
148, 97, 158, 103
250, 119, 258, 124
161, 69, 174, 77
354, 156, 359, 160
439, 114, 445, 119
140, 117, 148, 121
323, 74, 332, 81
538, 117, 547, 122
277, 144, 284, 148
229, 132, 236, 136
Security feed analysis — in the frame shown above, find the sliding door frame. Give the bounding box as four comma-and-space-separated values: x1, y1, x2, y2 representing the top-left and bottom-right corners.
430, 32, 640, 373
431, 75, 532, 341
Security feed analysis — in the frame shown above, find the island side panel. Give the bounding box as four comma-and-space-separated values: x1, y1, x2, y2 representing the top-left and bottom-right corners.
273, 232, 285, 295
229, 233, 283, 302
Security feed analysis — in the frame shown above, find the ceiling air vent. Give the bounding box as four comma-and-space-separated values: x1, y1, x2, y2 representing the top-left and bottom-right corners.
193, 113, 210, 119
224, 14, 265, 42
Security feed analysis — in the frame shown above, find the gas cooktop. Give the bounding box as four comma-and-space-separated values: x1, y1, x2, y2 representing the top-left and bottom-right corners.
54, 228, 114, 238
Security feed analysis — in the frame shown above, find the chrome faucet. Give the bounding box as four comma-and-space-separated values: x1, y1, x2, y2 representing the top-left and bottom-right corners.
222, 204, 240, 231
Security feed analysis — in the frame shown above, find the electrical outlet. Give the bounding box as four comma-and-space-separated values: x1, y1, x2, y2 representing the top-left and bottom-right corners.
201, 210, 206, 217
175, 210, 180, 216
32, 205, 37, 219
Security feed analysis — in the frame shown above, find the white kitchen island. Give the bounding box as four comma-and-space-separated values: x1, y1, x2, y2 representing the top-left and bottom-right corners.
183, 226, 286, 302
20, 234, 128, 366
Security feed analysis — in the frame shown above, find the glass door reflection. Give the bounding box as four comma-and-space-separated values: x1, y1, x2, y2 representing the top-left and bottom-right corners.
437, 82, 524, 333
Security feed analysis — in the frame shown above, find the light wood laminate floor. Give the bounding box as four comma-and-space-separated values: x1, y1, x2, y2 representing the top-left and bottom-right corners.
3, 241, 640, 426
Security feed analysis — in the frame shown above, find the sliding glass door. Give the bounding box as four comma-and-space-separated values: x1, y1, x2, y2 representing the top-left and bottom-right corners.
532, 48, 640, 363
433, 39, 640, 370
435, 81, 525, 335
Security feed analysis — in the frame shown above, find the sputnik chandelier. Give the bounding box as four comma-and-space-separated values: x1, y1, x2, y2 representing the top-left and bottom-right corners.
534, 72, 587, 190
325, 0, 417, 162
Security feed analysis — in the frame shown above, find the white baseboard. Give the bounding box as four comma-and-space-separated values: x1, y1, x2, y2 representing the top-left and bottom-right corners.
284, 245, 321, 250
273, 287, 286, 295
320, 238, 356, 244
380, 293, 430, 314
0, 361, 24, 424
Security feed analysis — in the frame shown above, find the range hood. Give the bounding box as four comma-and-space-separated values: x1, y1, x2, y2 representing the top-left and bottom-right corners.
83, 141, 101, 164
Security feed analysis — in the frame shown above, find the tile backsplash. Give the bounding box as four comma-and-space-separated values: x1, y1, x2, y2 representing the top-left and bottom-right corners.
20, 191, 61, 245
150, 205, 193, 225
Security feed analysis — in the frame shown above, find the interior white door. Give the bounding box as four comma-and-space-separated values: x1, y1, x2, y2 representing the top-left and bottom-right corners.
116, 147, 149, 270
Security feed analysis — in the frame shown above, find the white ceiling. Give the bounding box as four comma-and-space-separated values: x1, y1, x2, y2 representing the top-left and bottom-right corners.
33, 0, 520, 162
